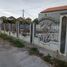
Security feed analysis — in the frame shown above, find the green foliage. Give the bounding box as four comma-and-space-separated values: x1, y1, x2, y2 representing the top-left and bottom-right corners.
12, 39, 25, 48
0, 33, 25, 48
0, 33, 8, 40
17, 17, 31, 24
25, 18, 32, 24
0, 16, 8, 23
0, 33, 67, 67
7, 16, 16, 24
42, 54, 67, 67
43, 54, 51, 63
29, 47, 39, 55
33, 18, 39, 24
52, 58, 67, 67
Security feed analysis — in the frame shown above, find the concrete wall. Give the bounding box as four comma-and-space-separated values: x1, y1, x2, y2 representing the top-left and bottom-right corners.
60, 15, 67, 55
37, 10, 67, 55
38, 10, 67, 23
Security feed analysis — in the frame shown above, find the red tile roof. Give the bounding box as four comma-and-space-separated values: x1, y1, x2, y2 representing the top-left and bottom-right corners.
41, 5, 67, 13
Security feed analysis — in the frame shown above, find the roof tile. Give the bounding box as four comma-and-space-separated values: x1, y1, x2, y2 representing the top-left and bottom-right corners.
41, 5, 67, 13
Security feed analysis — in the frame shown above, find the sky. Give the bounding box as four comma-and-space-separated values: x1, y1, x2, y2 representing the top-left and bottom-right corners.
0, 0, 67, 19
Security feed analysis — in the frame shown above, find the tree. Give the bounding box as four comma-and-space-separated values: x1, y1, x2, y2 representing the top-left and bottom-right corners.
17, 17, 24, 34
16, 17, 24, 37
33, 18, 39, 24
17, 17, 26, 24
7, 16, 16, 35
0, 16, 7, 33
25, 17, 32, 24
22, 18, 32, 34
17, 17, 32, 36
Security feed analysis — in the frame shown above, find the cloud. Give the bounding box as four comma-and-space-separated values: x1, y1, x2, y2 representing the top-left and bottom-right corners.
0, 9, 19, 17
0, 0, 66, 19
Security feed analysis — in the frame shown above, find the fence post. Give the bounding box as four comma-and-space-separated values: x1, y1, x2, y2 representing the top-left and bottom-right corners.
9, 23, 11, 36
16, 22, 19, 38
30, 23, 34, 44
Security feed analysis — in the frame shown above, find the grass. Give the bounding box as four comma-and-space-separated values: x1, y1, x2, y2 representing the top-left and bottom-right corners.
52, 58, 67, 67
28, 47, 67, 67
42, 54, 67, 67
12, 39, 25, 48
29, 47, 39, 55
0, 33, 25, 48
42, 54, 51, 63
0, 33, 67, 67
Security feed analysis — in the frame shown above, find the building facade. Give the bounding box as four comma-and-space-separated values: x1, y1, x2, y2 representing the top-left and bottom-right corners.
37, 5, 67, 55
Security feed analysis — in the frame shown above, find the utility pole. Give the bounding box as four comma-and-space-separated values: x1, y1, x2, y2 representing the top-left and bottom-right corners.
22, 9, 24, 18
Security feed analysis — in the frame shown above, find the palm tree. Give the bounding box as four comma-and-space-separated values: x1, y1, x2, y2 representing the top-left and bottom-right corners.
7, 16, 16, 35
0, 16, 7, 33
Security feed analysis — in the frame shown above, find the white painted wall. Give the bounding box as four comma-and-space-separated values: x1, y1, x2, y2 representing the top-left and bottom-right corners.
38, 9, 67, 55
39, 10, 67, 23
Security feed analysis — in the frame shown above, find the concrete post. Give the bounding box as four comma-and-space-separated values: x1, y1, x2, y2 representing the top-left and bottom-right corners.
33, 23, 35, 42
9, 23, 11, 36
59, 15, 67, 56
30, 23, 34, 44
0, 24, 1, 32
16, 22, 19, 38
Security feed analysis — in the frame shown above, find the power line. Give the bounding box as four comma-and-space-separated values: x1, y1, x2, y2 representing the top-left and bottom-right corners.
24, 10, 35, 19
0, 9, 37, 19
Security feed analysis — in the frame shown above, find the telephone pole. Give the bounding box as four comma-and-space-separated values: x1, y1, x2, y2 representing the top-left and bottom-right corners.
22, 9, 24, 18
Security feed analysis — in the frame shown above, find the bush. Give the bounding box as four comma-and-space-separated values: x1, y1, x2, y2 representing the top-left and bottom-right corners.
42, 54, 67, 67
29, 47, 39, 55
0, 33, 8, 40
52, 58, 67, 67
0, 33, 25, 48
12, 39, 25, 48
43, 54, 51, 63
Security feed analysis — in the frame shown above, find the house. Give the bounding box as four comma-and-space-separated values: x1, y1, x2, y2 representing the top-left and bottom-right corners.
37, 5, 67, 55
